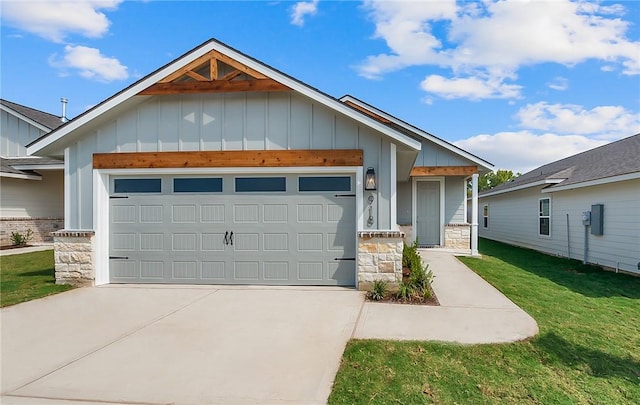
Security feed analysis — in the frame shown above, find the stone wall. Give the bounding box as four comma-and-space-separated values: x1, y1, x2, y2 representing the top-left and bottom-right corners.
444, 224, 471, 249
357, 231, 404, 291
0, 217, 64, 245
53, 230, 95, 287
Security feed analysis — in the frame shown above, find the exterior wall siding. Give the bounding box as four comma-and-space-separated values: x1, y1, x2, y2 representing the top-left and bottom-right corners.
479, 179, 640, 274
0, 170, 64, 218
444, 176, 466, 224
1, 110, 48, 157
63, 93, 395, 231
415, 140, 472, 167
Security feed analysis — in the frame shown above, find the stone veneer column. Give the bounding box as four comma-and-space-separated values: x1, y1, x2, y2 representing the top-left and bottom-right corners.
444, 224, 471, 250
52, 230, 96, 287
357, 231, 405, 291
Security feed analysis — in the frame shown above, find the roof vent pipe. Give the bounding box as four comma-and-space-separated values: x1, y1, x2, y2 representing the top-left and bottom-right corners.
60, 97, 68, 123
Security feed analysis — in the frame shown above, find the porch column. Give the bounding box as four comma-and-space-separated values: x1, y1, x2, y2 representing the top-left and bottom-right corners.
471, 173, 479, 255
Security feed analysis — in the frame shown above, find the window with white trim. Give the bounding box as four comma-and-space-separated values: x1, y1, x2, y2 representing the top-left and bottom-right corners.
483, 204, 489, 228
539, 198, 550, 236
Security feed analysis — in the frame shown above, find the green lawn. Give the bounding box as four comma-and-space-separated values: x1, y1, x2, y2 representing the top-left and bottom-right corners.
0, 250, 73, 307
329, 238, 640, 404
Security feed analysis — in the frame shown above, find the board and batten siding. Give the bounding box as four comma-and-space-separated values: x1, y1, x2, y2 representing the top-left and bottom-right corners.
479, 179, 640, 273
1, 110, 49, 157
0, 170, 64, 218
415, 140, 472, 167
64, 92, 395, 230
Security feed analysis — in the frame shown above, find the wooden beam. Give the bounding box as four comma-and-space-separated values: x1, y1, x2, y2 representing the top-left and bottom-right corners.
138, 79, 290, 95
411, 166, 478, 176
220, 70, 243, 81
210, 50, 268, 79
93, 150, 363, 169
158, 51, 217, 83
343, 100, 391, 123
184, 70, 209, 82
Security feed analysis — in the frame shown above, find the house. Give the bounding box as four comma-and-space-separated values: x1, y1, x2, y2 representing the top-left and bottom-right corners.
1, 99, 65, 245
478, 134, 640, 275
27, 38, 493, 289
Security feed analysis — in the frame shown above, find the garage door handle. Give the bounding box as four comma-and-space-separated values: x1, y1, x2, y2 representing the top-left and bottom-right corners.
224, 231, 229, 245
334, 257, 355, 261
109, 256, 129, 260
229, 232, 233, 246
334, 194, 356, 197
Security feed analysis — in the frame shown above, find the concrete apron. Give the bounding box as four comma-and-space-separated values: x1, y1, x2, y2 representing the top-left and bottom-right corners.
353, 250, 540, 343
1, 286, 364, 405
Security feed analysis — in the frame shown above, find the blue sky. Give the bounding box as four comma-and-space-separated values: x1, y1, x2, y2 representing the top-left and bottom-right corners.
1, 0, 639, 173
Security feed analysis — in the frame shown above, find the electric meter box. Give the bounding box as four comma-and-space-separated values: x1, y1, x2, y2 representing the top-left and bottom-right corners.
582, 211, 591, 226
591, 204, 604, 235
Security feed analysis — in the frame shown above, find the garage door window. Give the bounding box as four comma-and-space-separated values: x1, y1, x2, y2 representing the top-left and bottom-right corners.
174, 178, 222, 193
298, 176, 351, 192
114, 178, 161, 193
236, 177, 286, 192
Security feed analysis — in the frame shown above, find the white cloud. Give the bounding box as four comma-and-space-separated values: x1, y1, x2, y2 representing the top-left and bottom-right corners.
291, 0, 319, 27
547, 77, 569, 91
421, 74, 521, 100
358, 0, 640, 99
454, 131, 609, 173
49, 45, 128, 82
1, 0, 122, 43
516, 102, 640, 137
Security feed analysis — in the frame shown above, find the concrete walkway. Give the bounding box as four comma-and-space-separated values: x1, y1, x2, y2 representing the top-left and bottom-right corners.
354, 250, 539, 344
0, 243, 53, 256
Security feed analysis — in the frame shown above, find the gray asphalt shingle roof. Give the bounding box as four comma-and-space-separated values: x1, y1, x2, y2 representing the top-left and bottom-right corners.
481, 134, 640, 195
1, 99, 63, 130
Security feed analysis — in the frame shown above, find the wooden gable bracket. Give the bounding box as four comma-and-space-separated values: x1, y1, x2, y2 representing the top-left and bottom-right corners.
139, 50, 290, 95
411, 166, 478, 176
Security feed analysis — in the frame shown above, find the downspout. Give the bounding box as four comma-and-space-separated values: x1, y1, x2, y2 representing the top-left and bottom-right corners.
566, 213, 570, 259
583, 224, 588, 265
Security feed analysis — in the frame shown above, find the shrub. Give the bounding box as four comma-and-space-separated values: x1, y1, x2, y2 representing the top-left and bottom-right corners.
10, 229, 33, 246
369, 280, 388, 301
396, 282, 412, 301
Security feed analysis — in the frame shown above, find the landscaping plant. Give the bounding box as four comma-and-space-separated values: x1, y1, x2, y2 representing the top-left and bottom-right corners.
368, 280, 388, 301
10, 229, 33, 246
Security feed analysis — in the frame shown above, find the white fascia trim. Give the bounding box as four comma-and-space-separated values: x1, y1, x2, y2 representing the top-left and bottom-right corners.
12, 164, 64, 170
541, 172, 640, 193
340, 96, 492, 170
28, 41, 421, 156
0, 104, 54, 133
93, 170, 109, 285
479, 179, 563, 198
0, 172, 42, 180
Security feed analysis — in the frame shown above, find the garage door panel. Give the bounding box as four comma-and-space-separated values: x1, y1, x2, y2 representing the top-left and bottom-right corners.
172, 205, 197, 223
201, 233, 226, 251
202, 262, 226, 279
201, 205, 225, 222
264, 262, 289, 280
141, 261, 164, 279
173, 262, 198, 279
235, 262, 260, 280
110, 174, 355, 286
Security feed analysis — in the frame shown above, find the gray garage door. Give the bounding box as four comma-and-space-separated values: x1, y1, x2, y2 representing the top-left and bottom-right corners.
109, 174, 356, 286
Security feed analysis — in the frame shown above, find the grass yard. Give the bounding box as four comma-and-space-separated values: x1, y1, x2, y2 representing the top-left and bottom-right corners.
0, 250, 73, 307
329, 238, 640, 404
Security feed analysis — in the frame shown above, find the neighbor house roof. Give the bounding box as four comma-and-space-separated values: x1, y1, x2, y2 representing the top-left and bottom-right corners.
27, 38, 425, 159
480, 134, 640, 197
0, 99, 63, 131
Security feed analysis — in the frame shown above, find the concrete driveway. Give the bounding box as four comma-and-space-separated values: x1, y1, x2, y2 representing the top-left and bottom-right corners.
1, 286, 364, 405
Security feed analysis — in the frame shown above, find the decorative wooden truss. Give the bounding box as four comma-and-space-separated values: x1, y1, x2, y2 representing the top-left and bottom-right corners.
139, 50, 290, 95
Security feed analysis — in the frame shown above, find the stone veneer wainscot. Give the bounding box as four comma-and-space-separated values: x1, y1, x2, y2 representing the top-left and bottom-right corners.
444, 224, 471, 250
53, 230, 95, 287
357, 231, 404, 291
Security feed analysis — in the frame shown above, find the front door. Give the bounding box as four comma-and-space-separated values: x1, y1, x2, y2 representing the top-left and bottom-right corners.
416, 181, 441, 246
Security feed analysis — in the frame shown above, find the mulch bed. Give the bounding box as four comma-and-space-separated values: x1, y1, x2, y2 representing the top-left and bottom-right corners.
369, 284, 440, 306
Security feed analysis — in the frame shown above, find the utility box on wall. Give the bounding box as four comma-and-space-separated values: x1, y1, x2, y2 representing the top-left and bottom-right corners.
591, 204, 604, 235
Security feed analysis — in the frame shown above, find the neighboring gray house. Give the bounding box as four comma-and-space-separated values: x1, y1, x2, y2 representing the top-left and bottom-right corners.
28, 39, 492, 288
1, 99, 64, 245
478, 134, 640, 275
